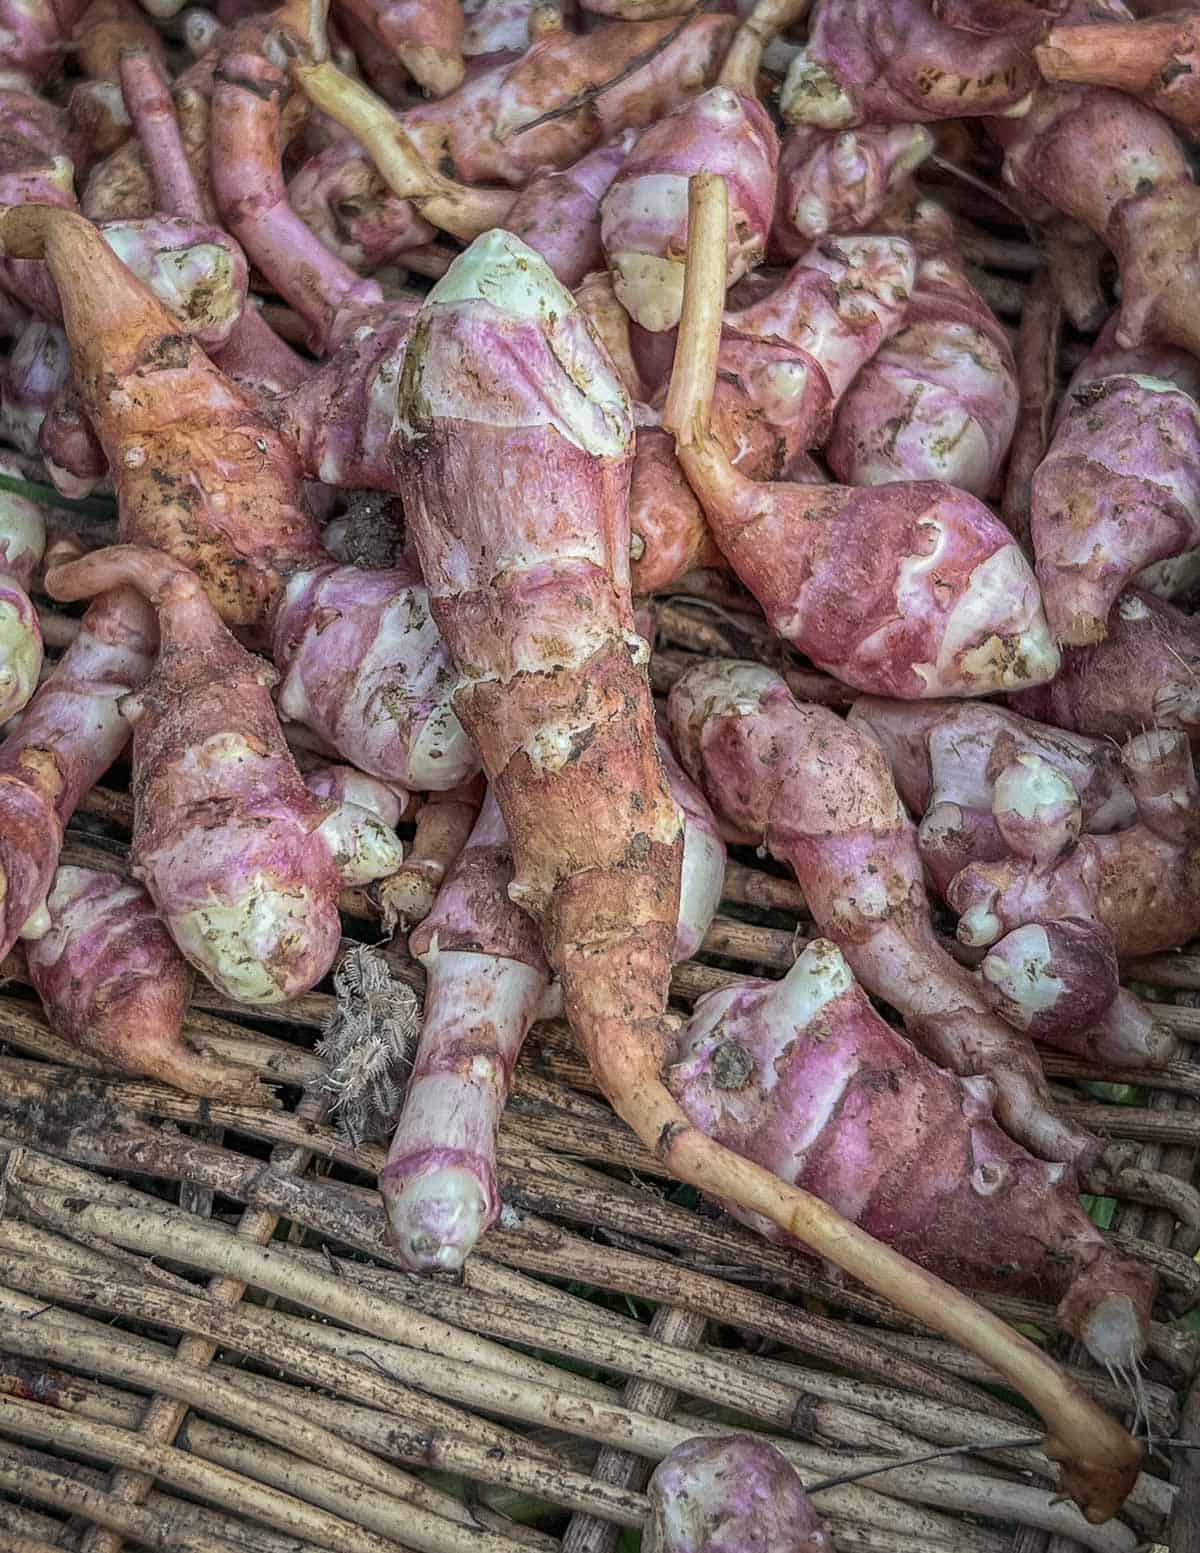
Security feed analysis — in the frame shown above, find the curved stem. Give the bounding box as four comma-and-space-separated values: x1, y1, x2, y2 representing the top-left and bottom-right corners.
719, 0, 810, 92
593, 1029, 1141, 1528
292, 61, 515, 241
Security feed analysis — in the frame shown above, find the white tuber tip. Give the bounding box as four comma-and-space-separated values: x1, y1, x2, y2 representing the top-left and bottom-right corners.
958, 898, 1002, 948
994, 753, 1080, 822
318, 802, 405, 887
388, 1166, 490, 1272
0, 593, 41, 727
169, 880, 326, 1004
611, 252, 686, 335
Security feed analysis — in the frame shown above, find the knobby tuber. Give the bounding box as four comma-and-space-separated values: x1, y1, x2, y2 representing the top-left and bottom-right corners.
26, 865, 273, 1099
376, 776, 485, 931
394, 225, 1140, 1522
1028, 322, 1200, 645
0, 585, 156, 961
771, 121, 932, 256
779, 0, 1040, 129
45, 545, 396, 1004
949, 725, 1200, 966
294, 11, 736, 192
848, 695, 1136, 895
630, 229, 916, 594
335, 0, 465, 97
667, 656, 1098, 1168
271, 558, 479, 791
600, 0, 806, 333
664, 174, 1057, 697
989, 80, 1200, 360
669, 937, 1156, 1369
826, 198, 1019, 496
645, 1435, 830, 1553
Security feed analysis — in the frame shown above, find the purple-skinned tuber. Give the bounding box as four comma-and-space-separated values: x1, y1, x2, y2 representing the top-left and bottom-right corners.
645, 1435, 830, 1553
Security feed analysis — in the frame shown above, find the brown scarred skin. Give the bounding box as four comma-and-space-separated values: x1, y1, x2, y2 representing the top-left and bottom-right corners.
1037, 13, 1200, 136
0, 204, 327, 631
336, 0, 465, 97
377, 776, 486, 931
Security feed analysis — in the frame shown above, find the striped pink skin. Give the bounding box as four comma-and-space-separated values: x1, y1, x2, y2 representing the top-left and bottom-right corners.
602, 87, 779, 333
26, 865, 271, 1099
669, 937, 1154, 1367
0, 586, 157, 959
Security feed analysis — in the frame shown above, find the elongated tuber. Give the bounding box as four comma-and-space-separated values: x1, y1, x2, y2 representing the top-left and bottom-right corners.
668, 656, 1100, 1170
1037, 11, 1200, 136
376, 776, 485, 932
848, 695, 1135, 895
663, 175, 1057, 697
646, 1435, 830, 1553
395, 224, 1141, 1521
505, 132, 636, 290
44, 544, 394, 1004
0, 584, 157, 961
669, 936, 1156, 1370
26, 865, 274, 1100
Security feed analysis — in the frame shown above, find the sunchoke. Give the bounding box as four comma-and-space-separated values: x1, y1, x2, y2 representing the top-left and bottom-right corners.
663, 175, 1056, 697
646, 1435, 830, 1553
27, 865, 272, 1099
394, 226, 1141, 1520
669, 936, 1156, 1369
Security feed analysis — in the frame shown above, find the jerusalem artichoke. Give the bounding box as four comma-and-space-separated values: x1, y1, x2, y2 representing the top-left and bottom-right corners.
26, 865, 273, 1100
394, 225, 1141, 1522
669, 936, 1156, 1370
0, 456, 43, 724
1036, 10, 1200, 136
771, 121, 932, 255
45, 544, 393, 1004
645, 1435, 830, 1553
0, 584, 156, 961
663, 175, 1057, 697
1010, 588, 1200, 748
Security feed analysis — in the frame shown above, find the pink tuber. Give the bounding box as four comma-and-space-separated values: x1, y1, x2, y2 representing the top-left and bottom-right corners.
333, 0, 465, 97
376, 776, 484, 931
988, 81, 1200, 359
1027, 323, 1200, 645
600, 0, 802, 332
271, 558, 479, 791
0, 584, 157, 961
1011, 588, 1200, 749
948, 725, 1200, 966
294, 11, 736, 191
771, 121, 932, 256
663, 175, 1057, 697
645, 1435, 830, 1553
826, 199, 1019, 496
666, 656, 1102, 1169
45, 545, 398, 1004
630, 230, 916, 594
778, 0, 1040, 130
847, 695, 1136, 896
394, 225, 1140, 1521
669, 936, 1156, 1370
26, 865, 273, 1100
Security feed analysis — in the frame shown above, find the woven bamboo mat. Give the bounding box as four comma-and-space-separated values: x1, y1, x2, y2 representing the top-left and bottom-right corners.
1, 607, 1199, 1553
